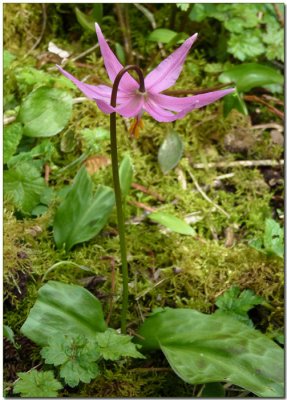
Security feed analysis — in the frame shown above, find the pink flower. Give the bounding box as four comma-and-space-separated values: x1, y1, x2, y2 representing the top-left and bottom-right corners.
57, 24, 234, 135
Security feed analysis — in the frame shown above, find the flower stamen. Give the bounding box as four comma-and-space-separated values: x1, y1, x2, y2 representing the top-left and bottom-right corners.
128, 117, 144, 139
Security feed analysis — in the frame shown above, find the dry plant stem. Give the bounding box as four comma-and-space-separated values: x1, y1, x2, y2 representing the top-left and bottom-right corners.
193, 159, 284, 169
115, 4, 133, 64
110, 65, 145, 333
187, 168, 230, 219
26, 4, 47, 56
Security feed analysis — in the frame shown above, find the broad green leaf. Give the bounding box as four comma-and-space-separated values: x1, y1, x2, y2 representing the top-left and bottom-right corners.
95, 329, 145, 361
13, 370, 62, 397
41, 334, 100, 388
219, 63, 284, 93
119, 154, 133, 197
138, 308, 284, 397
158, 131, 183, 174
19, 87, 72, 137
53, 166, 115, 251
4, 162, 47, 214
21, 281, 106, 346
148, 212, 196, 236
188, 4, 218, 22
75, 7, 95, 32
3, 122, 23, 164
148, 29, 178, 43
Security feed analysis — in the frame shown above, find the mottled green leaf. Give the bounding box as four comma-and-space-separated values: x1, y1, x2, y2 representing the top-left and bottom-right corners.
138, 308, 284, 397
158, 131, 183, 174
219, 63, 283, 92
4, 162, 47, 214
3, 122, 23, 164
21, 281, 106, 346
53, 166, 115, 251
119, 154, 133, 198
13, 370, 62, 397
223, 90, 248, 117
148, 212, 196, 236
19, 87, 72, 137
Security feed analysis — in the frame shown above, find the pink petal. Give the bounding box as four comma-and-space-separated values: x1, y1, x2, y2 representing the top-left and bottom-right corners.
57, 65, 129, 103
95, 23, 138, 92
144, 33, 198, 93
97, 95, 144, 118
143, 98, 182, 122
149, 88, 235, 112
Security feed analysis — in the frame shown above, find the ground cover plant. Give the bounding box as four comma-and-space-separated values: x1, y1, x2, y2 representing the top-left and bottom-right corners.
3, 4, 284, 398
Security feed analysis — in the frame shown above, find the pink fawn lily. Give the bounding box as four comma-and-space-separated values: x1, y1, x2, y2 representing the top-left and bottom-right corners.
57, 24, 234, 137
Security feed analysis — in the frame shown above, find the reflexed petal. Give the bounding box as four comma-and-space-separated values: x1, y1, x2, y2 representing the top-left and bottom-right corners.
144, 33, 198, 93
149, 88, 235, 112
143, 98, 183, 122
57, 65, 129, 104
95, 23, 138, 92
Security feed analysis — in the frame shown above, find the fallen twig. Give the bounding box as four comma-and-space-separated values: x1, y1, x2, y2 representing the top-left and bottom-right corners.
26, 4, 47, 56
131, 182, 164, 201
244, 95, 284, 119
128, 200, 156, 213
187, 168, 230, 219
193, 159, 284, 169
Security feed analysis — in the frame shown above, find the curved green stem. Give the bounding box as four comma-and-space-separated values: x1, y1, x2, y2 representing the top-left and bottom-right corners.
110, 65, 145, 333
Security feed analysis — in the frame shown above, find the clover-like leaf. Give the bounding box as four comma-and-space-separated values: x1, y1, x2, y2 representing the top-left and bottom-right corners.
13, 370, 62, 397
95, 329, 145, 361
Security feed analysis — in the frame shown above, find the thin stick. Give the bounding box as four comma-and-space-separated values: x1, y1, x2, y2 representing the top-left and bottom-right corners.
244, 95, 284, 119
193, 159, 284, 170
115, 4, 133, 64
26, 4, 47, 56
187, 168, 230, 219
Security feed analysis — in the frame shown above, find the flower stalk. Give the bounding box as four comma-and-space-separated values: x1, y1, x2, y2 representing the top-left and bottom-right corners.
110, 65, 145, 333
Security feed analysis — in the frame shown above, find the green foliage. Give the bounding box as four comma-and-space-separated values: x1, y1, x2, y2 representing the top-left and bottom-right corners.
13, 370, 62, 397
3, 324, 17, 346
3, 122, 23, 164
119, 154, 133, 198
79, 127, 109, 153
215, 286, 264, 326
94, 328, 145, 361
189, 4, 283, 62
158, 131, 183, 174
138, 308, 284, 397
148, 212, 196, 236
250, 219, 284, 258
21, 280, 106, 346
19, 87, 72, 137
75, 7, 96, 32
4, 162, 47, 214
41, 335, 100, 387
4, 49, 16, 70
53, 166, 115, 251
219, 63, 284, 93
148, 29, 188, 45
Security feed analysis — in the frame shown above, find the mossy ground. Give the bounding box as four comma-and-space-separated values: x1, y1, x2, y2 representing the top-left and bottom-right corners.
4, 4, 284, 397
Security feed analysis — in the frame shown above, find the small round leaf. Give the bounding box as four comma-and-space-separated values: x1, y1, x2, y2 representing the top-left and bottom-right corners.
19, 87, 72, 137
